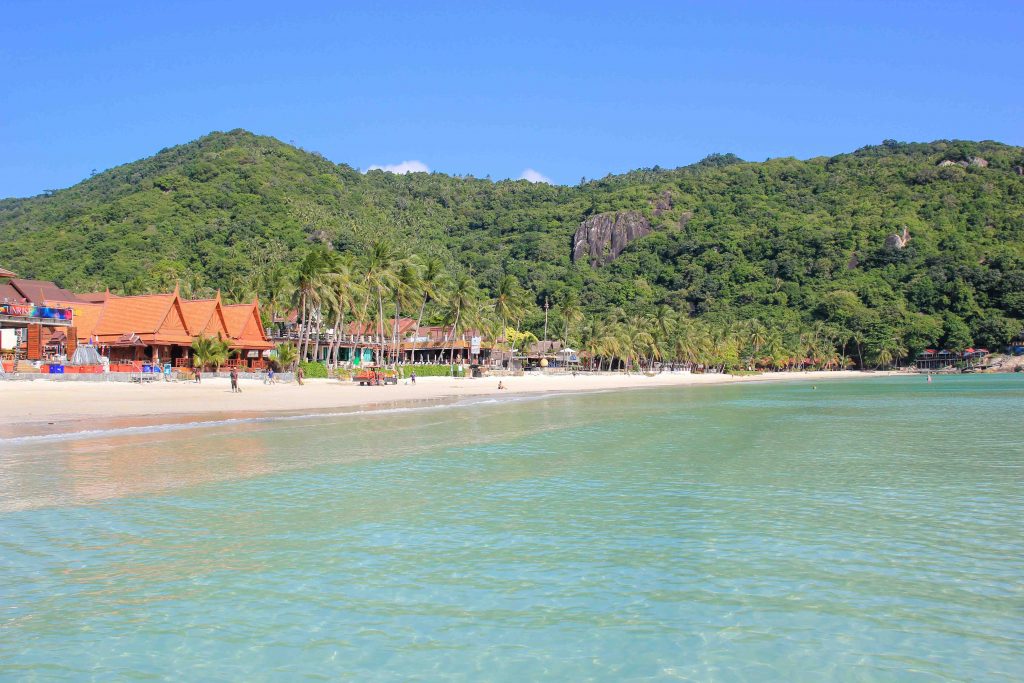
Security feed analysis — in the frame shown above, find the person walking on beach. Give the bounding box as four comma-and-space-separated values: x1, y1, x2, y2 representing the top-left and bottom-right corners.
194, 367, 202, 384
230, 367, 241, 393
296, 365, 304, 385
410, 370, 416, 385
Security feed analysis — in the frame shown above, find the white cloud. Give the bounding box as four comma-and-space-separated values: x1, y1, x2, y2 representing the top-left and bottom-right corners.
519, 168, 552, 184
366, 160, 430, 174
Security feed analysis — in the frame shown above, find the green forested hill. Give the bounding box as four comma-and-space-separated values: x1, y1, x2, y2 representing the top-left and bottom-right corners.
2, 129, 1023, 359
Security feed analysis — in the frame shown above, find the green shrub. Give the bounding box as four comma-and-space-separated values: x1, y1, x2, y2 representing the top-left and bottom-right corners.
405, 364, 464, 377
299, 361, 328, 378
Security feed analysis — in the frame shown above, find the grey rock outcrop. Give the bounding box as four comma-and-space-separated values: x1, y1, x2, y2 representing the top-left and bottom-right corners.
306, 229, 334, 248
572, 210, 652, 267
884, 227, 911, 250
1012, 165, 1023, 176
939, 157, 988, 168
652, 191, 673, 216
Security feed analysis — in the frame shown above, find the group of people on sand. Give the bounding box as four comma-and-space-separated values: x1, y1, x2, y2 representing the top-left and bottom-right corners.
191, 365, 305, 393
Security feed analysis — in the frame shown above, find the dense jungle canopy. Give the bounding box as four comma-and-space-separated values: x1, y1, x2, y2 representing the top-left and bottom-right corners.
2, 130, 1022, 367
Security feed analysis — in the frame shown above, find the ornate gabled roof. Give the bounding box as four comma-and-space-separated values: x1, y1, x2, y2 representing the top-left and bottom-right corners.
222, 300, 273, 349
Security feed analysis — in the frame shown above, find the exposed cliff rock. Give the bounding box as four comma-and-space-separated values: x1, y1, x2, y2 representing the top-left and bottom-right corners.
306, 229, 334, 247
652, 190, 673, 216
572, 210, 652, 267
1013, 165, 1023, 176
884, 227, 911, 250
939, 156, 989, 168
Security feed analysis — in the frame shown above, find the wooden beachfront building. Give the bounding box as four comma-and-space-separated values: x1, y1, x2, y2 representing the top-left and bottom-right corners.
22, 285, 274, 369
915, 348, 989, 371
1, 275, 76, 362
270, 316, 497, 365
56, 288, 273, 368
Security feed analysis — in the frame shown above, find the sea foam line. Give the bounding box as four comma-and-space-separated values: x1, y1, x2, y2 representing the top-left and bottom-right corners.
0, 392, 552, 447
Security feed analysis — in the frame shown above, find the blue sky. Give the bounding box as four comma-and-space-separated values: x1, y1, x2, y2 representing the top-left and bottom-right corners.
2, 2, 1021, 197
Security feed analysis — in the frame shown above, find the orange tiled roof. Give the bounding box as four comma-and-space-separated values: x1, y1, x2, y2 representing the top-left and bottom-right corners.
89, 293, 193, 345
44, 299, 105, 339
222, 302, 274, 349
49, 288, 272, 349
179, 295, 230, 337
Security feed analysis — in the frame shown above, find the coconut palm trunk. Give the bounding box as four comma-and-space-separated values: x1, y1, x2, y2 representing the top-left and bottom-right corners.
311, 304, 322, 363
298, 294, 309, 360
412, 295, 428, 365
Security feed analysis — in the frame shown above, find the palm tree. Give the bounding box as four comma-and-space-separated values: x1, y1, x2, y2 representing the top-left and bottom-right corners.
390, 257, 422, 364
273, 342, 299, 371
322, 253, 362, 370
469, 298, 498, 364
411, 256, 445, 365
493, 274, 524, 361
744, 319, 769, 368
579, 316, 602, 370
359, 239, 398, 364
671, 317, 698, 368
260, 265, 293, 334
443, 274, 478, 367
623, 316, 655, 373
225, 275, 255, 305
293, 249, 330, 361
872, 337, 907, 369
192, 334, 231, 372
559, 291, 584, 351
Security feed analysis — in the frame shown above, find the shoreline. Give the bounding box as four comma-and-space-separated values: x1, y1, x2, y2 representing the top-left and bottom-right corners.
1, 369, 902, 440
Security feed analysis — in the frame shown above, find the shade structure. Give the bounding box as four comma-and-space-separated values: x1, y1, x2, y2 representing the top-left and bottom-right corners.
0, 266, 17, 278
70, 344, 103, 366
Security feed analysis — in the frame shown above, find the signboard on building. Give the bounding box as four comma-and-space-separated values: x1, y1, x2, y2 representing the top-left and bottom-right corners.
0, 303, 73, 322
470, 336, 481, 355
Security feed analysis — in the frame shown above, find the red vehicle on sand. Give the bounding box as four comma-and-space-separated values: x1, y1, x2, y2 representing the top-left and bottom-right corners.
352, 366, 398, 386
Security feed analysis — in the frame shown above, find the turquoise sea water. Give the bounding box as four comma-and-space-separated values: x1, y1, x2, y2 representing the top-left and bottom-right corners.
1, 375, 1022, 681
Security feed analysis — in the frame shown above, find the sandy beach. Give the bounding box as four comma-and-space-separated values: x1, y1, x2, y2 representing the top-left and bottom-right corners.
1, 370, 897, 436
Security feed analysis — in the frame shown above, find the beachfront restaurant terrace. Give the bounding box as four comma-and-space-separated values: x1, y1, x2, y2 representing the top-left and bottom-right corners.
915, 348, 989, 370
273, 317, 498, 366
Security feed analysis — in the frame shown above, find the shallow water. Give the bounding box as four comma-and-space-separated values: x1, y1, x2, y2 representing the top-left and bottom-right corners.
1, 376, 1022, 681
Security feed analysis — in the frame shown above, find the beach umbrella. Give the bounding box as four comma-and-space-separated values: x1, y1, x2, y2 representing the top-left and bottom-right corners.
0, 266, 16, 278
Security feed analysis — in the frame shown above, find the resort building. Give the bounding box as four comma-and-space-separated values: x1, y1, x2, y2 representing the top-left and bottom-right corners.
914, 348, 989, 371
49, 288, 274, 368
269, 316, 497, 365
1, 274, 77, 362
1, 267, 273, 370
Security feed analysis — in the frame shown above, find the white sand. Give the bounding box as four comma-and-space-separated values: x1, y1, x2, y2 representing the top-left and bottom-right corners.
2, 370, 897, 431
